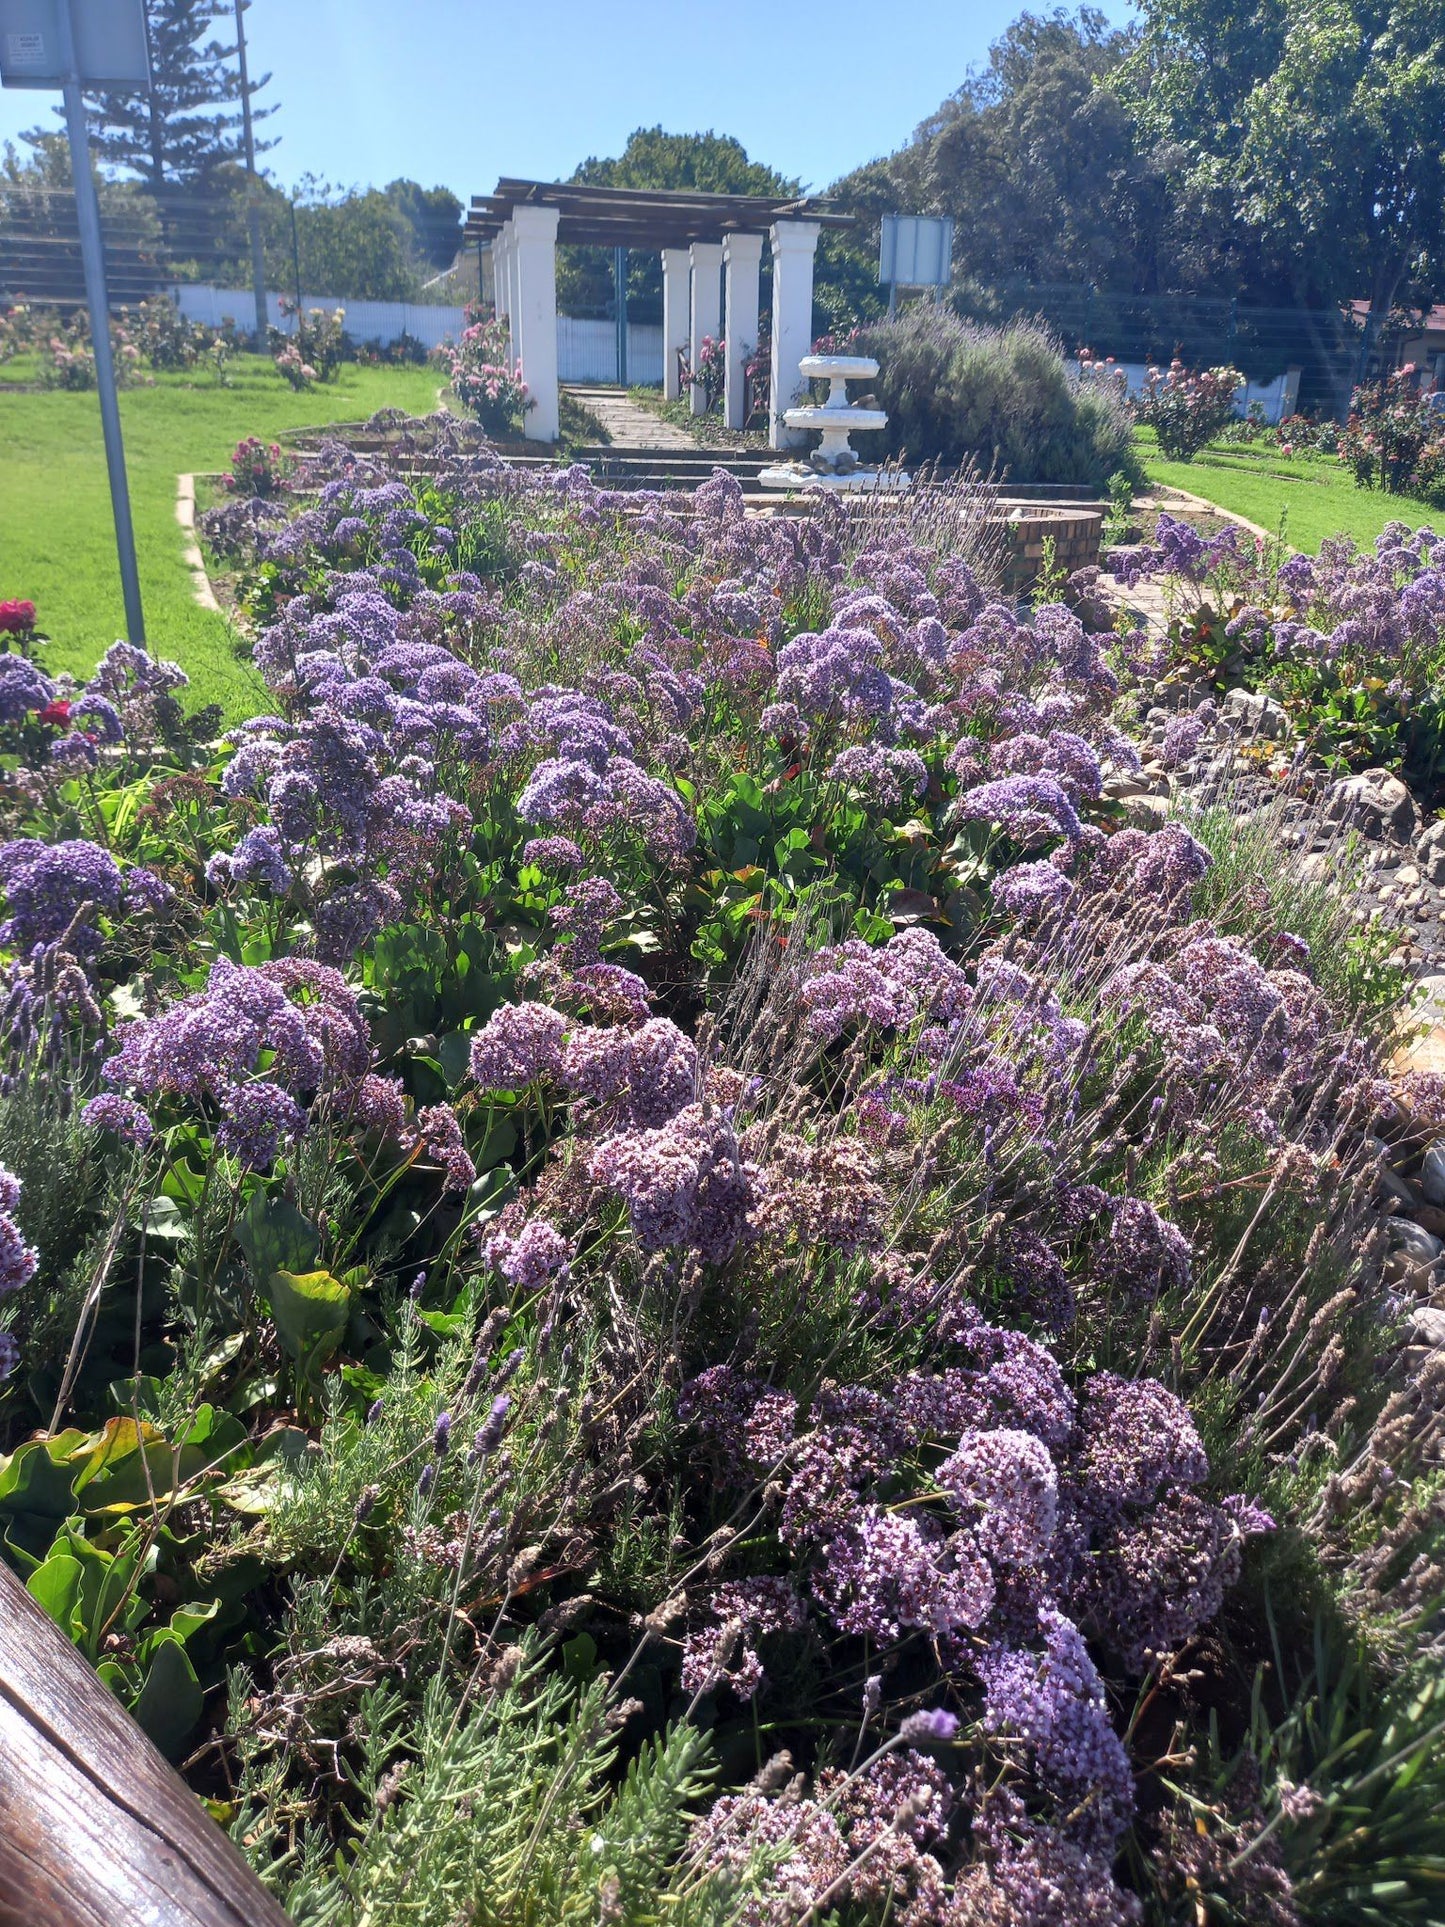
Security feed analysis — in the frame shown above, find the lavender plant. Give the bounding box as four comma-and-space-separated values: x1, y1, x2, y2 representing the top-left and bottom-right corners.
0, 413, 1434, 1923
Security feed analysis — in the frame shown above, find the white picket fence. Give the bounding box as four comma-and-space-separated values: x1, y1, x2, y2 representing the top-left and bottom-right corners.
171, 285, 665, 383
1071, 357, 1303, 424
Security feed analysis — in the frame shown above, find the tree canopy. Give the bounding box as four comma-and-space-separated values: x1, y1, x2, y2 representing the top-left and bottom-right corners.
27, 0, 277, 195
559, 128, 798, 323
1119, 0, 1445, 320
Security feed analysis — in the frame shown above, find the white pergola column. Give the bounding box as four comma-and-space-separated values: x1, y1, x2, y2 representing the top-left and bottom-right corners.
661, 248, 690, 400
492, 225, 512, 347
506, 231, 523, 373
688, 240, 723, 416
511, 203, 561, 441
768, 219, 821, 449
722, 232, 764, 431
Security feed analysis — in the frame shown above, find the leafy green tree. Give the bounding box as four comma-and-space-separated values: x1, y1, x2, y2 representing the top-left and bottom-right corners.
1120, 0, 1445, 335
559, 127, 798, 325
382, 180, 464, 277
571, 125, 797, 199
27, 0, 275, 194
829, 11, 1171, 310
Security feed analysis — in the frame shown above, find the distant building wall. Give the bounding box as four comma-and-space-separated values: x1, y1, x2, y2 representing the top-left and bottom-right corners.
1071, 357, 1303, 424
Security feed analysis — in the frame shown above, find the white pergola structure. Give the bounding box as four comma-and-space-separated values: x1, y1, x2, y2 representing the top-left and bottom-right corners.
465, 180, 853, 445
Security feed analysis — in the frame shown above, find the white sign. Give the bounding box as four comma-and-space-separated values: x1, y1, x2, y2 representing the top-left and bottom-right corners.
880, 215, 955, 290
0, 0, 149, 89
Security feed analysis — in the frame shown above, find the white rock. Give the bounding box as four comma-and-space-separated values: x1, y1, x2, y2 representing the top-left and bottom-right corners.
1325, 769, 1419, 843
1417, 820, 1445, 885
1221, 687, 1289, 740
1386, 1216, 1444, 1266
1408, 1306, 1445, 1346
1421, 1143, 1445, 1206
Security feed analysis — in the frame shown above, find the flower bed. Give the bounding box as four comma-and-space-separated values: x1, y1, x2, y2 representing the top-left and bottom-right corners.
0, 414, 1437, 1923
1109, 513, 1445, 798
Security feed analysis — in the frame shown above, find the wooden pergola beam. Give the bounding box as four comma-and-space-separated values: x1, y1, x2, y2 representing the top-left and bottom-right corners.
463, 178, 855, 251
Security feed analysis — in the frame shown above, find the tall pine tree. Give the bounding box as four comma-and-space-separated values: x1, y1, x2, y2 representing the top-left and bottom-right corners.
28, 0, 276, 193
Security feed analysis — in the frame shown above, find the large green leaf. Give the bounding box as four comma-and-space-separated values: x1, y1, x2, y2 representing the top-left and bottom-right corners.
0, 1435, 82, 1560
26, 1550, 85, 1640
235, 1188, 320, 1281
132, 1632, 203, 1760
266, 1267, 352, 1365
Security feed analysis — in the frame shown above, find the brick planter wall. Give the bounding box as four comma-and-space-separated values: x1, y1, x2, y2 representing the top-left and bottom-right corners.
989, 503, 1104, 596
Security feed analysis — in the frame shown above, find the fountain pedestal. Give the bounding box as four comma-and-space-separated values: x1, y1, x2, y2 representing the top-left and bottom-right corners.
758, 353, 911, 494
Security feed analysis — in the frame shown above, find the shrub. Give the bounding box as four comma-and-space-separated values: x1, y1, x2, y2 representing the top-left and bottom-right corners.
268, 300, 347, 384
127, 294, 215, 371
1340, 367, 1445, 502
682, 333, 727, 413
854, 309, 1139, 488
438, 309, 532, 439
223, 437, 291, 498
272, 339, 317, 390
3, 421, 1439, 1924
1136, 358, 1245, 460
1271, 411, 1340, 456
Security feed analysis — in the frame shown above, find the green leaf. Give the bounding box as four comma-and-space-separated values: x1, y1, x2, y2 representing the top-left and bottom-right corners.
131, 1632, 203, 1759
27, 1551, 85, 1640
143, 1197, 190, 1243
266, 1267, 352, 1365
235, 1189, 320, 1280
0, 1436, 82, 1559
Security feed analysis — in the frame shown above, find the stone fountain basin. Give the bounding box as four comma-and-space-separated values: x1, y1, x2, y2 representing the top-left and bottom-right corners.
784, 406, 889, 432
798, 354, 879, 381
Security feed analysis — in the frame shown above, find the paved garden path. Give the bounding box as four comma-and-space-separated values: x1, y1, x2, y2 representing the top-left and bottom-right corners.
564, 384, 698, 451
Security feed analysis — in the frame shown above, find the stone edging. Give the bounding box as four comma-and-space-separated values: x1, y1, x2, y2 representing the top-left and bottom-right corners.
1146, 482, 1280, 549
175, 473, 221, 614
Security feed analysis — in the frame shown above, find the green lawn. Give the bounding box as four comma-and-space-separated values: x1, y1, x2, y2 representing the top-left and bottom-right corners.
1136, 425, 1443, 554
0, 356, 449, 720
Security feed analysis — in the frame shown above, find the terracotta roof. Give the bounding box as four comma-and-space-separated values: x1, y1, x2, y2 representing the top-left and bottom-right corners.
1349, 299, 1445, 332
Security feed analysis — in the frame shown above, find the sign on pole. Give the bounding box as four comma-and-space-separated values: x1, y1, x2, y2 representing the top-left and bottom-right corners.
0, 0, 150, 648
879, 215, 954, 317
0, 0, 148, 87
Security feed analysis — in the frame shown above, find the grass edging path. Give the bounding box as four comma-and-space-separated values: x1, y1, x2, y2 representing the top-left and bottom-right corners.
0, 356, 449, 720
1136, 425, 1442, 554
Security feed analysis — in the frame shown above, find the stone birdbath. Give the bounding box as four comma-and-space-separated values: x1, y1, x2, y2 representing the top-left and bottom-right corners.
759, 353, 910, 493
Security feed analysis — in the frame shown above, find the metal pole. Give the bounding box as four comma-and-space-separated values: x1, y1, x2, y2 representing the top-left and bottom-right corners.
54, 0, 145, 647
613, 245, 627, 386
233, 0, 268, 340
289, 196, 302, 315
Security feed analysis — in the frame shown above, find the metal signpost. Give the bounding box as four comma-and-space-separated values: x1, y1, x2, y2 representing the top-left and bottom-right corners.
879, 213, 955, 317
0, 0, 151, 646
233, 0, 269, 336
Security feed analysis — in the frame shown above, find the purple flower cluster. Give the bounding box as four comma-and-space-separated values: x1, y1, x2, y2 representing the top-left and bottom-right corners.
0, 838, 123, 949
99, 957, 370, 1167
0, 1164, 35, 1383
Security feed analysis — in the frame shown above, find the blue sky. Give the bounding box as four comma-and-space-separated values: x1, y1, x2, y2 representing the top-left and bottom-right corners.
2, 0, 1134, 199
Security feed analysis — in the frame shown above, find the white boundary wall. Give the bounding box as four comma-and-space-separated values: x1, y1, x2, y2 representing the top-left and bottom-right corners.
1071, 357, 1303, 424
172, 285, 664, 382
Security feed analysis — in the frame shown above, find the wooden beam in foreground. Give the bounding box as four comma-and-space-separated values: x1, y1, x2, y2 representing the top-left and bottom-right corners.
0, 1556, 292, 1927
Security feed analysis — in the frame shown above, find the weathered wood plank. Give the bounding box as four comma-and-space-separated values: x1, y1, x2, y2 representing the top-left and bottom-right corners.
0, 1556, 291, 1927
